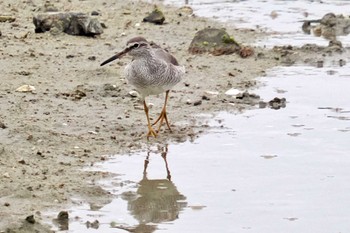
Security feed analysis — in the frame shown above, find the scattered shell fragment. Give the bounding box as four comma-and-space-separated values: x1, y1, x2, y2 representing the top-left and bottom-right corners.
225, 88, 240, 96
16, 85, 36, 93
204, 91, 219, 96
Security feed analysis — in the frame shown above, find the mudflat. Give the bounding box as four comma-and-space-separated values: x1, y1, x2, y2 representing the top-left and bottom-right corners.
0, 0, 344, 231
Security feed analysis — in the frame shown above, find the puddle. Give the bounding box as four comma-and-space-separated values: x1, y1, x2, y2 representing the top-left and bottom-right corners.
48, 61, 350, 232
163, 0, 350, 47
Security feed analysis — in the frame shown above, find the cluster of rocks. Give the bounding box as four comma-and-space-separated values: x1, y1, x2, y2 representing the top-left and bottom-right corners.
301, 12, 350, 41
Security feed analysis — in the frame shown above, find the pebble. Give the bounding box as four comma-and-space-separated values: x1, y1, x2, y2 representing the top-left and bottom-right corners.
88, 56, 96, 61
0, 15, 16, 23
204, 91, 219, 96
57, 211, 69, 220
202, 95, 210, 101
193, 100, 202, 106
0, 121, 6, 129
186, 99, 192, 105
225, 88, 240, 96
128, 90, 138, 98
25, 215, 35, 224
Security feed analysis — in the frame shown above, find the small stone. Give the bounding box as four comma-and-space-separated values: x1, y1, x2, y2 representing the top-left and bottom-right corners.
193, 100, 202, 106
143, 7, 165, 25
25, 215, 35, 224
3, 172, 10, 178
202, 95, 210, 101
0, 121, 6, 129
204, 91, 219, 96
18, 159, 26, 164
86, 220, 100, 229
0, 15, 16, 23
57, 211, 69, 220
128, 90, 138, 98
88, 56, 96, 61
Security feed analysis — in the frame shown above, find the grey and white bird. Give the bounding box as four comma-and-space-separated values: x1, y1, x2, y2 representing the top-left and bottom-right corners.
100, 37, 185, 138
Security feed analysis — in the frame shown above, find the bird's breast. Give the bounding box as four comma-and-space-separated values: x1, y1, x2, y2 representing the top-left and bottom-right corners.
124, 58, 184, 97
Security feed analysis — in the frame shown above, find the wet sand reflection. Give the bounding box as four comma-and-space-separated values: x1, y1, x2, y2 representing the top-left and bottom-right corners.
116, 145, 187, 232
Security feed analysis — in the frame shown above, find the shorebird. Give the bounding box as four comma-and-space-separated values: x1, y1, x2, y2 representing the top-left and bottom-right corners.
100, 37, 185, 138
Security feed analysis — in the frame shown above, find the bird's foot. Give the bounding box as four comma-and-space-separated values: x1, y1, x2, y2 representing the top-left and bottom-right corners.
146, 126, 157, 139
152, 110, 172, 133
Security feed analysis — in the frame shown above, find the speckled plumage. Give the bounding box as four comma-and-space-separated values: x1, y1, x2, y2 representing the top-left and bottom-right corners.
100, 36, 184, 138
124, 38, 185, 99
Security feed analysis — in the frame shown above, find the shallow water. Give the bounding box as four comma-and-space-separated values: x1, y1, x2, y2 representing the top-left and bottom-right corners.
164, 0, 350, 47
53, 62, 350, 232
49, 1, 350, 232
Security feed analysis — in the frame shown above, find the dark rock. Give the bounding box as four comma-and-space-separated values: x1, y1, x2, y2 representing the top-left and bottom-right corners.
33, 12, 103, 36
53, 211, 69, 231
25, 215, 35, 224
193, 100, 202, 106
86, 220, 100, 229
57, 211, 69, 220
188, 28, 240, 55
232, 91, 260, 106
259, 97, 286, 110
91, 11, 100, 16
143, 7, 165, 25
268, 97, 286, 109
88, 55, 96, 61
0, 121, 6, 129
301, 12, 350, 40
202, 95, 210, 101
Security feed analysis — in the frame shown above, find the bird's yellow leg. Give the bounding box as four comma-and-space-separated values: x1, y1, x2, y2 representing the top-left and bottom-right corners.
143, 100, 157, 139
152, 90, 172, 132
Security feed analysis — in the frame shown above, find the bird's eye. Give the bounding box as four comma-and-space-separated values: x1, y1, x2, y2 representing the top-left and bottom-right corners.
132, 43, 139, 49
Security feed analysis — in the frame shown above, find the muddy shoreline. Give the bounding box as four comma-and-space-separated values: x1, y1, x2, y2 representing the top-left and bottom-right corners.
0, 0, 346, 231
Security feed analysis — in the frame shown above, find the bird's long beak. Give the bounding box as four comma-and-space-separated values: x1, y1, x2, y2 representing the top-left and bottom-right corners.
100, 48, 129, 66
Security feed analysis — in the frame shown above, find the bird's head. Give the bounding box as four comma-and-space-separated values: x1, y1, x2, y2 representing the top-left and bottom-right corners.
100, 37, 151, 66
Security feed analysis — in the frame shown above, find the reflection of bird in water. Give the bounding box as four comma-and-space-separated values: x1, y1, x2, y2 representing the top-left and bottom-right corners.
116, 145, 187, 233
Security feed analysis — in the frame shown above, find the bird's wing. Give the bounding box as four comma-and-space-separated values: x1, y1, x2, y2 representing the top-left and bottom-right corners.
153, 47, 179, 66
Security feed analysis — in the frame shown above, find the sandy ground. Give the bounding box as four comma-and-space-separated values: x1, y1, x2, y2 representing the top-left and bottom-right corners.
0, 0, 347, 231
